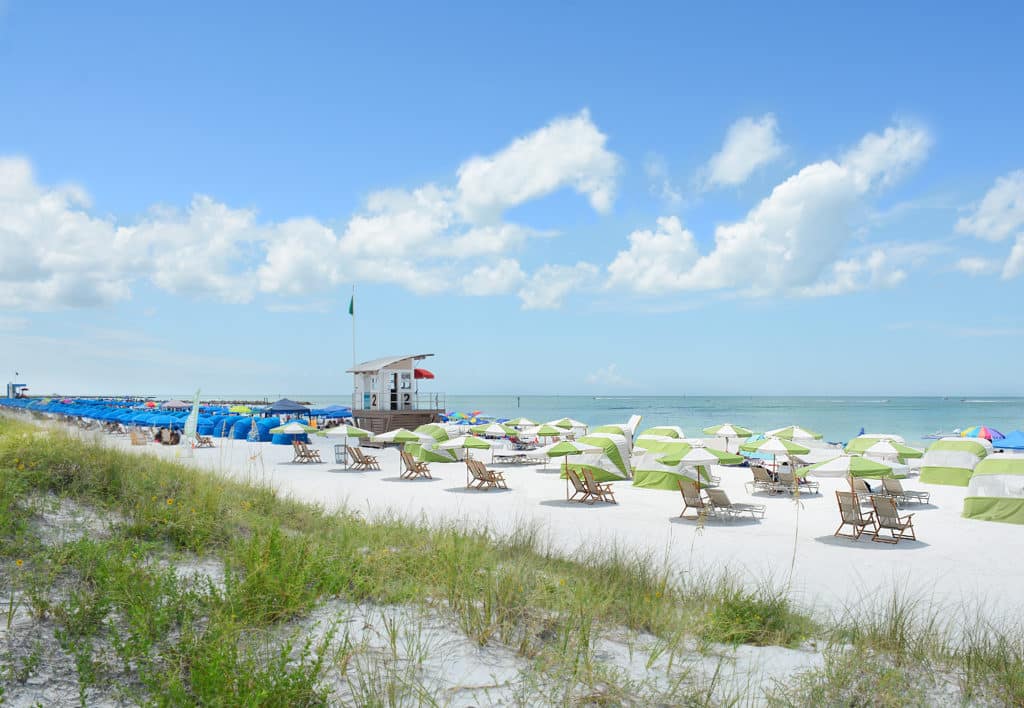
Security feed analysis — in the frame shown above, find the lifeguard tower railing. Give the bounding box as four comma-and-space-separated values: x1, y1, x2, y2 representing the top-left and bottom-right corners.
350, 392, 445, 412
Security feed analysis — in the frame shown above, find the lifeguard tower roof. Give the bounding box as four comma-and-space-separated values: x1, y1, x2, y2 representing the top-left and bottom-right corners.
347, 353, 433, 374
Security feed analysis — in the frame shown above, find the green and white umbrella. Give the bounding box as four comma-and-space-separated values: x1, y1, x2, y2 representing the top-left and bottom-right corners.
471, 423, 517, 437
766, 425, 822, 441
270, 421, 317, 434
635, 434, 680, 452
657, 443, 744, 467
373, 428, 435, 444
845, 438, 923, 459
740, 437, 812, 455
531, 424, 566, 438
804, 453, 900, 490
415, 423, 450, 442
541, 440, 602, 458
702, 423, 753, 438
439, 435, 492, 451
549, 417, 587, 431
506, 417, 537, 428
322, 424, 373, 439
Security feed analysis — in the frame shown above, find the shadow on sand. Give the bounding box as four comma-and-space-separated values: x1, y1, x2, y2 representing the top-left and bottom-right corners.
668, 515, 762, 527
380, 476, 440, 483
813, 534, 930, 550
538, 499, 617, 509
444, 487, 513, 495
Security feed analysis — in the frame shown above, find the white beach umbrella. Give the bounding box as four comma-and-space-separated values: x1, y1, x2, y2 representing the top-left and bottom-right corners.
505, 417, 537, 428
438, 435, 492, 451
766, 425, 823, 441
322, 424, 373, 438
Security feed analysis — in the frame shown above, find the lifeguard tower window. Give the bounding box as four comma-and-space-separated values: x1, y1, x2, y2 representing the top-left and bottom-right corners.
390, 373, 398, 410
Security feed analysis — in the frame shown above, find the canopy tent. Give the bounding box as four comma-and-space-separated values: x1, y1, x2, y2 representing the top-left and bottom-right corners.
994, 431, 1024, 450
963, 457, 1024, 524
920, 438, 989, 486
264, 398, 310, 414
563, 433, 632, 482
505, 417, 537, 428
548, 418, 588, 433
414, 423, 450, 442
631, 450, 714, 489
161, 399, 190, 409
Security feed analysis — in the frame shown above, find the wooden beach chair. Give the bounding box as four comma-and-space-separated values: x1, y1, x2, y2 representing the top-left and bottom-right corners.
678, 479, 710, 519
706, 488, 766, 520
467, 459, 507, 490
850, 477, 877, 506
871, 496, 917, 544
747, 466, 785, 495
400, 450, 432, 479
881, 478, 930, 505
129, 430, 148, 446
291, 440, 317, 463
298, 441, 322, 463
566, 468, 592, 503
834, 491, 878, 540
194, 433, 215, 448
778, 469, 819, 494
347, 446, 380, 470
582, 469, 616, 504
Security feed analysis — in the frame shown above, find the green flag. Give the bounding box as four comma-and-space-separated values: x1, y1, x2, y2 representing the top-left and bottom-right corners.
348, 295, 354, 316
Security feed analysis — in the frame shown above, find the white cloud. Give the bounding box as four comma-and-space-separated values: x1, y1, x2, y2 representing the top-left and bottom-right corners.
644, 153, 683, 206
0, 111, 623, 311
586, 363, 631, 387
456, 109, 620, 221
796, 250, 906, 297
608, 122, 933, 297
1004, 235, 1024, 280
460, 258, 525, 296
956, 170, 1024, 241
518, 262, 598, 310
606, 216, 699, 293
701, 114, 784, 189
954, 257, 999, 277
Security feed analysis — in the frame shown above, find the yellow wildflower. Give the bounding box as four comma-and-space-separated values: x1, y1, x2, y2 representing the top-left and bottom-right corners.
15, 559, 23, 567
167, 498, 174, 505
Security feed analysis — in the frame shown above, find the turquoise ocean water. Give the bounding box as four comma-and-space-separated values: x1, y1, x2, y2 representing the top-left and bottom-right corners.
197, 395, 1024, 444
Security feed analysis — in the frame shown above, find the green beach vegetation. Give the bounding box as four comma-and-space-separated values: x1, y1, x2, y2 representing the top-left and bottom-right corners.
1, 415, 1023, 705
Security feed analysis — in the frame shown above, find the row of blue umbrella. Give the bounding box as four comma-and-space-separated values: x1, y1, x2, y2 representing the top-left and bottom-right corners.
0, 398, 330, 445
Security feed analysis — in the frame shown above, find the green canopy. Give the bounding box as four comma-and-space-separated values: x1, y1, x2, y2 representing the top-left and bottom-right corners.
543, 440, 602, 457
550, 417, 586, 430
639, 426, 685, 438
439, 435, 492, 450
964, 457, 1024, 524
505, 417, 536, 427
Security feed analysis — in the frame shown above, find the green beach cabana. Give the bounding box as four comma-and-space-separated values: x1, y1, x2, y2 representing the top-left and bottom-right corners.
563, 433, 631, 482
963, 457, 1024, 524
920, 437, 989, 486
632, 450, 714, 488
639, 425, 686, 439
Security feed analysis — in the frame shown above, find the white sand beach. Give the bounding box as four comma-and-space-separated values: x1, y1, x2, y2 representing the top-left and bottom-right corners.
75, 425, 1024, 627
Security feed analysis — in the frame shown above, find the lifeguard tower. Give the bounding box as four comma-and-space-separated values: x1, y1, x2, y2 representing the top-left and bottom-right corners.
347, 354, 444, 434
5, 382, 28, 399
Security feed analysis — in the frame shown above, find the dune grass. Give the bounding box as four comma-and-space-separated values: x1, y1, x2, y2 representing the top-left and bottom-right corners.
2, 415, 1023, 704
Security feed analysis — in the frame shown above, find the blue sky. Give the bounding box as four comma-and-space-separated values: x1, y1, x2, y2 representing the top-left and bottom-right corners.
1, 1, 1023, 397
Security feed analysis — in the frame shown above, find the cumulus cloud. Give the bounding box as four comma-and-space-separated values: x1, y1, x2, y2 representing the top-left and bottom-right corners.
608, 122, 932, 297
954, 257, 999, 277
460, 258, 525, 295
956, 170, 1024, 241
1004, 235, 1024, 280
607, 217, 698, 293
518, 262, 598, 310
795, 250, 906, 297
701, 114, 784, 189
0, 111, 622, 311
456, 109, 619, 221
